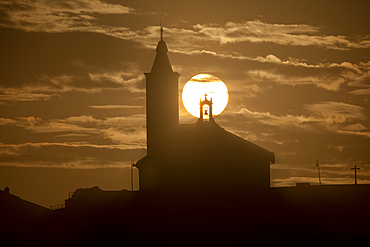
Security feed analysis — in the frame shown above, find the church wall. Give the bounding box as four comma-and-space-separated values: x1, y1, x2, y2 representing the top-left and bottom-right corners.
138, 155, 271, 196
145, 72, 179, 158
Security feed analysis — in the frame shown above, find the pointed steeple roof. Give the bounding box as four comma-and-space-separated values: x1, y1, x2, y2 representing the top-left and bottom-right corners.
150, 25, 173, 73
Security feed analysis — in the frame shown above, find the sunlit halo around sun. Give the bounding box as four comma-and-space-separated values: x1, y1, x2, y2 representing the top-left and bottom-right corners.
182, 73, 229, 118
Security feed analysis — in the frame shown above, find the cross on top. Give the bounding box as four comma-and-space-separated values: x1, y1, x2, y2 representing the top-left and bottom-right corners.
351, 165, 360, 185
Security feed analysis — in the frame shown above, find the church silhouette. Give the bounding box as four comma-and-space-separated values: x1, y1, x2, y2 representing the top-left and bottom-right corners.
136, 26, 274, 196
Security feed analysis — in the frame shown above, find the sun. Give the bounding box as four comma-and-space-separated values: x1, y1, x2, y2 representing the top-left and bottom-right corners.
182, 73, 229, 118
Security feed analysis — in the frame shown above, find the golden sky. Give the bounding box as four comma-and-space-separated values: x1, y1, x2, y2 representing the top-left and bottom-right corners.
0, 0, 369, 206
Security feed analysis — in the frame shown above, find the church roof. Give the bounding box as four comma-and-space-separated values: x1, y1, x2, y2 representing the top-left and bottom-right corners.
0, 188, 50, 216
136, 122, 275, 170
176, 122, 275, 164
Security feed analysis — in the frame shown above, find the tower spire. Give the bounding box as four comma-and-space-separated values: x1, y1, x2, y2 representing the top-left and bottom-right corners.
151, 22, 171, 73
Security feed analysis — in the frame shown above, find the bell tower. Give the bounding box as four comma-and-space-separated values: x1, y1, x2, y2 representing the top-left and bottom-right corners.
198, 94, 214, 123
145, 26, 180, 158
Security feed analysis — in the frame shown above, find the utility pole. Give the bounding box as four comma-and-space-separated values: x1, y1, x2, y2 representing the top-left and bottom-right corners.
131, 159, 134, 191
351, 165, 360, 185
315, 159, 321, 185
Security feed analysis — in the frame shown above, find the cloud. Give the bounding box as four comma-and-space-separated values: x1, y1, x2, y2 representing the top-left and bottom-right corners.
62, 115, 102, 124
232, 107, 321, 129
217, 108, 318, 145
90, 105, 143, 109
0, 116, 43, 127
88, 72, 146, 93
101, 115, 145, 127
1, 2, 369, 52
101, 127, 146, 147
349, 88, 370, 95
0, 142, 146, 168
46, 0, 135, 14
346, 65, 370, 88
253, 55, 364, 72
0, 88, 58, 101
192, 20, 370, 50
0, 70, 146, 102
0, 118, 17, 125
0, 115, 99, 135
2, 3, 369, 98
233, 84, 273, 98
53, 115, 147, 145
244, 55, 370, 91
0, 0, 135, 32
251, 58, 365, 87
60, 114, 147, 147
0, 141, 142, 152
56, 133, 91, 138
218, 101, 369, 144
0, 114, 147, 148
335, 130, 370, 138
305, 101, 367, 122
342, 123, 368, 131
0, 75, 97, 102
25, 122, 98, 133
19, 116, 43, 125
248, 70, 346, 91
172, 53, 366, 93
188, 73, 223, 83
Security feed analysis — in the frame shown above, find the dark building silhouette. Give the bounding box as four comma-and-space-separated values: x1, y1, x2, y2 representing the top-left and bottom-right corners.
0, 188, 51, 246
136, 28, 275, 195
64, 186, 137, 209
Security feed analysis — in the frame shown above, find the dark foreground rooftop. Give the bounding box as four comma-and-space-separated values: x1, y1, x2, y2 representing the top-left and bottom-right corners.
1, 184, 370, 246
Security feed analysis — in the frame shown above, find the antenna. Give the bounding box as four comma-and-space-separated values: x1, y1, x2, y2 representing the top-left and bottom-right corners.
315, 159, 321, 185
131, 159, 134, 191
